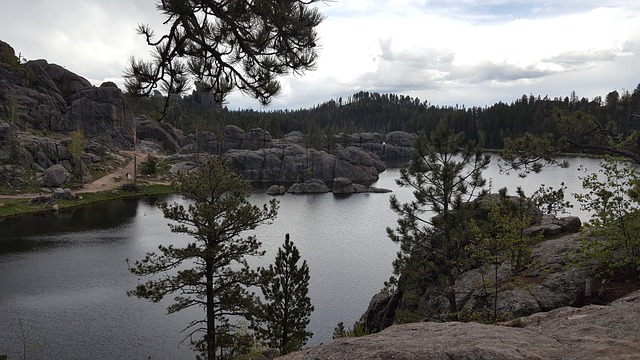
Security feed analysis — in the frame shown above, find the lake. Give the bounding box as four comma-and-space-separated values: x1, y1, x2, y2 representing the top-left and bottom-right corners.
0, 156, 603, 359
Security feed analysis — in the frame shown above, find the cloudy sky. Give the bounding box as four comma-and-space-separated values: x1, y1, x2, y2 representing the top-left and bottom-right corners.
2, 0, 640, 110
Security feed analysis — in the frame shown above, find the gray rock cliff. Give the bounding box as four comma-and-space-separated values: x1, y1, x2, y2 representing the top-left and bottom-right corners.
279, 290, 640, 360
0, 40, 133, 149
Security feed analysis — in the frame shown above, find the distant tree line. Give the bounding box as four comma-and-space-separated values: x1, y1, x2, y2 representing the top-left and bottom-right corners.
126, 84, 640, 151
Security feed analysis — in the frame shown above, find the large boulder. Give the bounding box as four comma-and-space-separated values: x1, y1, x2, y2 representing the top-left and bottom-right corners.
346, 131, 415, 158
40, 164, 71, 187
179, 131, 219, 154
358, 291, 399, 333
334, 146, 385, 180
52, 187, 76, 200
27, 138, 72, 170
349, 132, 384, 155
281, 131, 305, 146
244, 127, 273, 150
135, 117, 182, 154
287, 179, 330, 194
266, 185, 286, 196
384, 131, 415, 157
222, 124, 246, 151
332, 177, 392, 194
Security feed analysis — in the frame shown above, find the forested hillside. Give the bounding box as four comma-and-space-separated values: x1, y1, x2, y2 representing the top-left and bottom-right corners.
128, 85, 640, 150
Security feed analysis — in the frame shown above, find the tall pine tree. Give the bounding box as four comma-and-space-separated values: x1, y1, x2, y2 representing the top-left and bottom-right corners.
387, 119, 490, 318
127, 156, 278, 360
252, 234, 313, 355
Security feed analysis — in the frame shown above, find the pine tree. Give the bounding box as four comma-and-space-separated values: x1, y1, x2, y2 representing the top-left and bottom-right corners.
125, 0, 324, 111
127, 156, 278, 360
387, 119, 490, 318
252, 234, 313, 355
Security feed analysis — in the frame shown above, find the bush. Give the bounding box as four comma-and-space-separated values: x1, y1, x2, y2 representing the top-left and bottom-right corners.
332, 321, 370, 338
140, 155, 159, 175
120, 183, 144, 193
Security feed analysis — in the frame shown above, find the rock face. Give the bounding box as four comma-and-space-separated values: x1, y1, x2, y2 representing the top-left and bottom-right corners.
136, 116, 183, 154
0, 40, 136, 188
63, 82, 134, 148
179, 126, 274, 155
346, 131, 415, 158
279, 291, 640, 359
223, 143, 385, 184
0, 40, 133, 149
360, 209, 585, 332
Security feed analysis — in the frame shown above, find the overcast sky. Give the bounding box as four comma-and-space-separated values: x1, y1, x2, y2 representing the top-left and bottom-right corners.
2, 1, 640, 110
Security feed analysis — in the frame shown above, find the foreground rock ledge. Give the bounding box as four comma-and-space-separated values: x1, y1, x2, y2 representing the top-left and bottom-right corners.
278, 290, 640, 360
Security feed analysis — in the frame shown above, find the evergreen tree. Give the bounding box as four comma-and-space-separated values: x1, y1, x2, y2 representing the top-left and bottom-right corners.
387, 120, 490, 318
125, 0, 324, 110
127, 156, 278, 360
252, 234, 313, 355
470, 187, 539, 322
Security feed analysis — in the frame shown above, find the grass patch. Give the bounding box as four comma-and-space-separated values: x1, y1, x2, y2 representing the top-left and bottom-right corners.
0, 183, 173, 218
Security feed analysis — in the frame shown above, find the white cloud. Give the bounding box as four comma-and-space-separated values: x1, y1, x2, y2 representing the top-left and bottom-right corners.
1, 0, 639, 110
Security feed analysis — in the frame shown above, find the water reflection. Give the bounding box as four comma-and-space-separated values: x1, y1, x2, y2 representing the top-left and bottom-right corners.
0, 198, 144, 254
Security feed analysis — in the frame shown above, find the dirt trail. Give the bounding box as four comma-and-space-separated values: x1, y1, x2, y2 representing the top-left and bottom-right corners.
76, 150, 152, 194
0, 150, 162, 200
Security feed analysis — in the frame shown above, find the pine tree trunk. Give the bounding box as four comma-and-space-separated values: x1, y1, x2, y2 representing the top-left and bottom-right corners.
447, 273, 457, 317
206, 260, 216, 360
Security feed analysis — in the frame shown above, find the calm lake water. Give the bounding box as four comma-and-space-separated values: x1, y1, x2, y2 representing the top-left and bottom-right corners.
0, 156, 603, 359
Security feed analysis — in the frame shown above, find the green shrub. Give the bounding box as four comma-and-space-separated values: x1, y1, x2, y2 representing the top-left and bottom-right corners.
332, 321, 371, 338
140, 155, 159, 175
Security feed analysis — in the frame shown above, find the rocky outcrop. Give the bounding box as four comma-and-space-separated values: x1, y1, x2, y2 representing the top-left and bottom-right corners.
0, 40, 133, 149
223, 144, 385, 184
360, 210, 585, 332
346, 131, 415, 158
266, 185, 286, 196
26, 59, 92, 104
52, 187, 76, 200
0, 50, 67, 130
384, 131, 415, 158
180, 126, 275, 155
332, 177, 392, 194
287, 179, 330, 194
279, 290, 640, 359
175, 127, 391, 185
62, 82, 134, 148
135, 116, 182, 154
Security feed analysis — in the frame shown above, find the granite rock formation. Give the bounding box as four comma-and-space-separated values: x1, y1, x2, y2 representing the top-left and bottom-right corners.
279, 290, 640, 359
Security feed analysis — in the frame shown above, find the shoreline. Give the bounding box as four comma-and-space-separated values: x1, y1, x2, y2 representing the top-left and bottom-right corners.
0, 183, 174, 219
